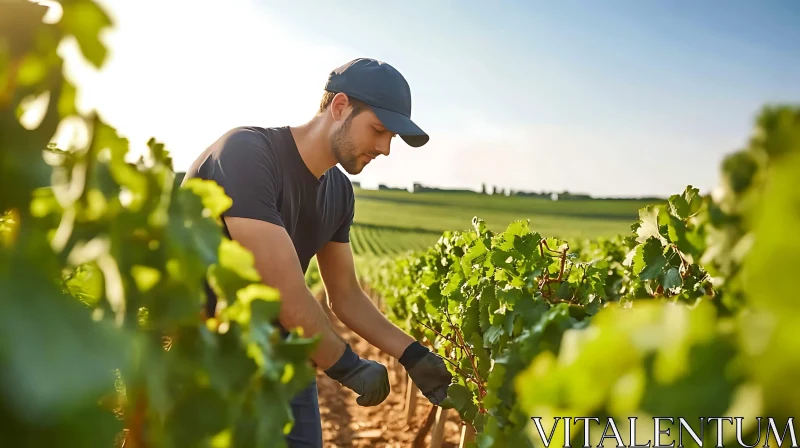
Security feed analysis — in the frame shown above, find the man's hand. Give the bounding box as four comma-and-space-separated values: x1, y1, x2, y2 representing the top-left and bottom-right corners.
316, 241, 451, 405
324, 343, 390, 406
399, 341, 452, 405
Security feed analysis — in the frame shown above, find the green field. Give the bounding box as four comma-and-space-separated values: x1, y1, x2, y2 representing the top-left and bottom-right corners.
349, 187, 660, 257
306, 187, 659, 290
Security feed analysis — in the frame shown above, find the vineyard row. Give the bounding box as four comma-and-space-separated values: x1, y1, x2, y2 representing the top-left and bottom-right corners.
365, 107, 800, 447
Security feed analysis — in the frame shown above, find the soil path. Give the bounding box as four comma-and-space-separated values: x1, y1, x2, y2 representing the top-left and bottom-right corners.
316, 295, 463, 448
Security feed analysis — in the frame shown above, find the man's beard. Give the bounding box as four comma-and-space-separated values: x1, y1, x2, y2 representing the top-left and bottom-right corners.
330, 119, 364, 175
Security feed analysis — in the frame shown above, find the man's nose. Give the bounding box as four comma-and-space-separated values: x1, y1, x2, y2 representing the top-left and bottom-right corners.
376, 138, 391, 156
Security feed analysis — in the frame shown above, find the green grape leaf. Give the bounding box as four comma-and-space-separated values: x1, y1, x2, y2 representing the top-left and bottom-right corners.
490, 250, 515, 273
58, 79, 79, 117
462, 239, 487, 268
479, 290, 492, 332
462, 297, 481, 338
469, 332, 492, 378
182, 178, 234, 220
218, 239, 261, 282
631, 237, 668, 281
555, 281, 572, 300
496, 287, 523, 306
459, 356, 474, 377
504, 309, 519, 335
661, 267, 682, 292
514, 232, 540, 258
167, 387, 229, 446
205, 326, 258, 396
447, 383, 472, 411
504, 220, 530, 239
721, 151, 759, 194
60, 0, 113, 68
169, 188, 223, 270
442, 271, 463, 297
668, 185, 702, 220
16, 54, 47, 86
640, 333, 742, 420
0, 399, 123, 448
0, 261, 130, 421
483, 325, 504, 346
514, 293, 549, 327
744, 151, 800, 416
426, 281, 444, 308
635, 206, 668, 244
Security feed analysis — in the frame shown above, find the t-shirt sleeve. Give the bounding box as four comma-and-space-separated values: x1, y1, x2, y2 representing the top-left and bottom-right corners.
330, 192, 354, 243
205, 128, 284, 227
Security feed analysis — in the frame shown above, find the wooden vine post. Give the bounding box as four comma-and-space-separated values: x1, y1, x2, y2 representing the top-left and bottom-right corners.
459, 423, 476, 448
429, 406, 449, 447
405, 375, 419, 425
368, 286, 480, 447
410, 405, 477, 448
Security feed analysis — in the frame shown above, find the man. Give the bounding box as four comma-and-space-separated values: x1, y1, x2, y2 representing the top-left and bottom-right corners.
182, 58, 453, 447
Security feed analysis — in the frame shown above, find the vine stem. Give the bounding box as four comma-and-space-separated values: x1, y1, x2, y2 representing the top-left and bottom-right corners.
669, 243, 692, 279
538, 241, 551, 294
571, 264, 590, 302
538, 241, 572, 304
412, 319, 482, 386
556, 245, 569, 282
124, 387, 148, 448
442, 299, 487, 411
413, 318, 459, 346
452, 323, 487, 410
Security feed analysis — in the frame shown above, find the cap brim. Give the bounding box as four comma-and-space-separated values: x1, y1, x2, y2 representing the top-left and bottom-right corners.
370, 105, 429, 147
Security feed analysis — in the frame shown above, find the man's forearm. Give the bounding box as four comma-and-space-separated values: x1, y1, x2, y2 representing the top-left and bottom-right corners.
279, 287, 347, 370
331, 289, 414, 359
222, 217, 349, 371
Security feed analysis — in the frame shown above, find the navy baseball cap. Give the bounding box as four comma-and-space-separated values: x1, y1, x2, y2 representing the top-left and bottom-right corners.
324, 58, 429, 147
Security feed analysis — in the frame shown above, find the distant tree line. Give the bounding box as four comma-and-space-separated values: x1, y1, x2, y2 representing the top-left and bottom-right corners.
353, 181, 663, 201
177, 174, 659, 201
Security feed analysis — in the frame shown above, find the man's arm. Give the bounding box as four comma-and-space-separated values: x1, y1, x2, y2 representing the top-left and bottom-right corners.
224, 216, 347, 369
316, 240, 414, 359
317, 240, 453, 405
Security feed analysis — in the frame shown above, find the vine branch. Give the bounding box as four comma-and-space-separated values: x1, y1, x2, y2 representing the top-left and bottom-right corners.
443, 297, 487, 411
412, 318, 482, 386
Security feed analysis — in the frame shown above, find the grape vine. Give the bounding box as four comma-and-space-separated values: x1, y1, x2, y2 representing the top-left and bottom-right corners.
1, 1, 318, 447
371, 106, 800, 447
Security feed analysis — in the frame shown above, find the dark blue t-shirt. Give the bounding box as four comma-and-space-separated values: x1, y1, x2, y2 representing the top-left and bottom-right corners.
182, 125, 355, 314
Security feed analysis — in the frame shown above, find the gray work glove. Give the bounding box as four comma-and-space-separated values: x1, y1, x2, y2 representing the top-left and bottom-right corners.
399, 341, 453, 405
324, 343, 390, 406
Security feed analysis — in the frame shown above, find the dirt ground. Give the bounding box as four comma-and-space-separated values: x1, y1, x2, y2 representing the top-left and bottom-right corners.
316, 296, 465, 448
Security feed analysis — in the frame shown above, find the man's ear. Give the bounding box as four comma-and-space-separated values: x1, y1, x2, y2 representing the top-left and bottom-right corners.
330, 92, 354, 121
329, 92, 353, 122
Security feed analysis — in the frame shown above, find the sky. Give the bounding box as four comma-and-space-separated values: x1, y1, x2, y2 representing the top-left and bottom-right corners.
54, 0, 800, 198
